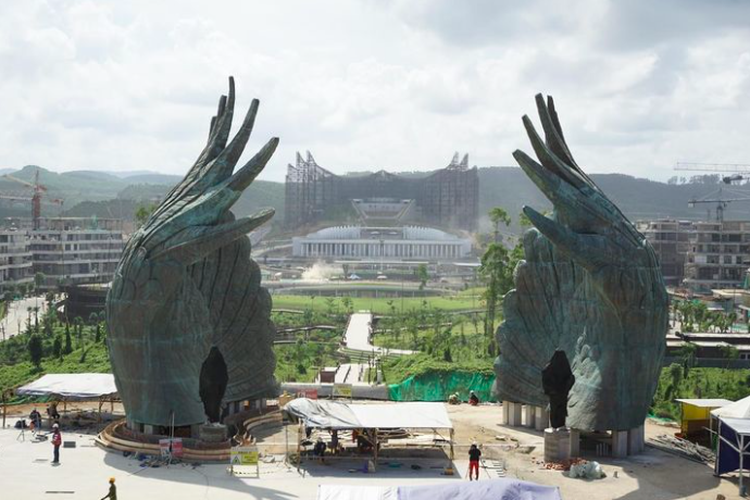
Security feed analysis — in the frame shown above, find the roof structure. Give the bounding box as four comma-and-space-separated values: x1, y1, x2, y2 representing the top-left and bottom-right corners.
675, 398, 733, 408
284, 398, 452, 430
16, 373, 117, 399
712, 395, 750, 418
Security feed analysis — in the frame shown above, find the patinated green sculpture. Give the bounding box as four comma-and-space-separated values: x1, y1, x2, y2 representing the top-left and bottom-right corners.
494, 95, 668, 432
106, 78, 278, 428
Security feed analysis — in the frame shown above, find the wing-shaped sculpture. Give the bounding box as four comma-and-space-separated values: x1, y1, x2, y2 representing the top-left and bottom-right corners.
494, 95, 668, 431
106, 78, 278, 427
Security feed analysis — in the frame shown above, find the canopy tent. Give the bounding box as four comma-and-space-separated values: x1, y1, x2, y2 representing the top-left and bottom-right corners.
285, 399, 453, 430
317, 479, 562, 500
17, 374, 117, 399
712, 395, 750, 419
715, 416, 750, 496
11, 373, 119, 424
285, 398, 454, 470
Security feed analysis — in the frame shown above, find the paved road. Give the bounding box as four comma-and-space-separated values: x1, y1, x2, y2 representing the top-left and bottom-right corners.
342, 311, 414, 356
1, 296, 47, 341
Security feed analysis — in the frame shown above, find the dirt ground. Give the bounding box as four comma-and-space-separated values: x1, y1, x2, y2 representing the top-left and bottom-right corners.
446, 403, 742, 500
3, 400, 745, 499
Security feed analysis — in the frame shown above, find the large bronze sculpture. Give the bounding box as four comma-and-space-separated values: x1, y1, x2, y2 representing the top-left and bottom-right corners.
106, 78, 278, 429
494, 95, 668, 432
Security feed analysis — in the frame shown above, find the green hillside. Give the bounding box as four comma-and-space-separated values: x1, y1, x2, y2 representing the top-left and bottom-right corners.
1, 164, 746, 231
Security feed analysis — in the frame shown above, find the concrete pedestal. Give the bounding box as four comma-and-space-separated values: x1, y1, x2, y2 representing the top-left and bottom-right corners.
507, 402, 523, 427
544, 427, 571, 463
534, 406, 549, 431
570, 428, 580, 457
199, 423, 228, 443
524, 406, 536, 428
627, 425, 645, 455
612, 430, 629, 458
502, 401, 510, 425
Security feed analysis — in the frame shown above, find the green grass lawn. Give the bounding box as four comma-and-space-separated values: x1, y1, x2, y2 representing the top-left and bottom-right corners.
271, 294, 481, 314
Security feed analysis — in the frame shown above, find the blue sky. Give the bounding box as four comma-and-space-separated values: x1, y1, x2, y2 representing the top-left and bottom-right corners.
1, 0, 749, 182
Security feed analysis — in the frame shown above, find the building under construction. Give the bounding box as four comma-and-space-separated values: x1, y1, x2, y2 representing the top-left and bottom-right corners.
284, 152, 479, 232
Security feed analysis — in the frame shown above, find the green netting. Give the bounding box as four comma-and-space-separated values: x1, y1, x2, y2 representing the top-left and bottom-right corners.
388, 371, 497, 402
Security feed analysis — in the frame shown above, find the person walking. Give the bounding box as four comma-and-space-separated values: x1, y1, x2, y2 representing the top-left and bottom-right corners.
51, 423, 62, 465
100, 477, 117, 500
468, 443, 481, 481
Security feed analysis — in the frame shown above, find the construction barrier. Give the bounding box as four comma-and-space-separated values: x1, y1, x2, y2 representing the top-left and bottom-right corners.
388, 371, 497, 402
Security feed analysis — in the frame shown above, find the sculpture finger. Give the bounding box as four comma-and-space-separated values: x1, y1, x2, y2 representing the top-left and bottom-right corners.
209, 94, 228, 138
523, 206, 608, 271
228, 137, 279, 192
151, 208, 274, 264
534, 94, 579, 172
522, 114, 587, 190
203, 99, 261, 184
152, 78, 236, 223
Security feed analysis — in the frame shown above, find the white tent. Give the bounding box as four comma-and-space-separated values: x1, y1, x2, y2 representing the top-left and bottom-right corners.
712, 395, 750, 419
285, 399, 452, 430
286, 399, 454, 469
17, 373, 117, 399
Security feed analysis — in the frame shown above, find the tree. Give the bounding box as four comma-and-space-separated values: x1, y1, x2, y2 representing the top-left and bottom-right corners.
721, 345, 740, 369
134, 203, 157, 228
34, 272, 46, 295
666, 362, 683, 399
443, 347, 453, 362
415, 264, 429, 290
480, 243, 511, 339
27, 333, 43, 369
488, 207, 511, 243
677, 342, 697, 377
63, 323, 73, 354
52, 335, 62, 359
342, 296, 354, 315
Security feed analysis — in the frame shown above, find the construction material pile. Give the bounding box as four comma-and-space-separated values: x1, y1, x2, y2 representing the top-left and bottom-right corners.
650, 434, 715, 464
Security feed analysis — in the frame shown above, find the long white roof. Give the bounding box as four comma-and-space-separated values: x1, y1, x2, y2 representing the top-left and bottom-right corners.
17, 373, 117, 399
284, 398, 452, 429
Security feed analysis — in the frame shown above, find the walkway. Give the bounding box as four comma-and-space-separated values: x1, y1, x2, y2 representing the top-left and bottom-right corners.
342, 312, 415, 357
1, 296, 47, 341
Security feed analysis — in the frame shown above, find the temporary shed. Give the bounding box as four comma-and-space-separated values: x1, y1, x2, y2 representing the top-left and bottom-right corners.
715, 416, 750, 496
285, 398, 454, 470
675, 398, 732, 438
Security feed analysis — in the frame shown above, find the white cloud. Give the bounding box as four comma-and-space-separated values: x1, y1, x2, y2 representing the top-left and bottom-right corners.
0, 0, 749, 183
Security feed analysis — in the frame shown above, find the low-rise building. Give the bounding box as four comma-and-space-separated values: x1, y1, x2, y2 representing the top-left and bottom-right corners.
292, 225, 473, 261
637, 219, 693, 286
684, 220, 750, 293
0, 228, 33, 291
29, 218, 125, 289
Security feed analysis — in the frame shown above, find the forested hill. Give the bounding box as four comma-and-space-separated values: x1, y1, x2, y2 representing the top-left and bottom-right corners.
0, 165, 746, 231
477, 167, 750, 231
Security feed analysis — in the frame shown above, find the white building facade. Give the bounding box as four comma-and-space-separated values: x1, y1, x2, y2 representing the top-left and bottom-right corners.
292, 226, 472, 261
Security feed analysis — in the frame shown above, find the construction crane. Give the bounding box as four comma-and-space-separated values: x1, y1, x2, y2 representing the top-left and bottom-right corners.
0, 169, 64, 229
674, 162, 750, 221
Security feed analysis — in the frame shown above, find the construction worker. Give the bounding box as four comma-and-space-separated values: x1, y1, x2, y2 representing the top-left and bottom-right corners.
468, 443, 481, 480
468, 390, 480, 406
51, 423, 62, 465
100, 477, 117, 500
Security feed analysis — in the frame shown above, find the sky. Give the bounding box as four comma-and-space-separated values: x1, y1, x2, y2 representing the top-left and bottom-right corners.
1, 0, 749, 183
